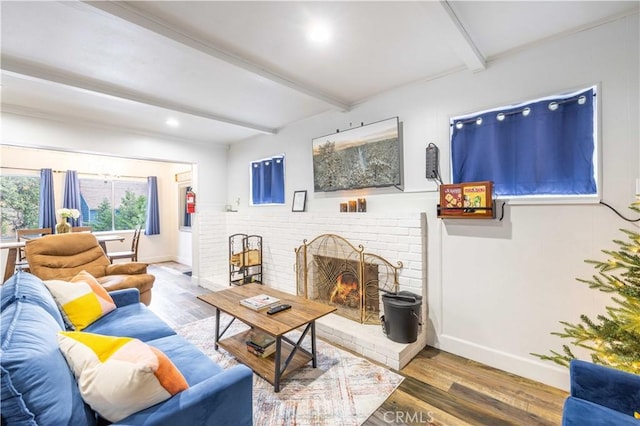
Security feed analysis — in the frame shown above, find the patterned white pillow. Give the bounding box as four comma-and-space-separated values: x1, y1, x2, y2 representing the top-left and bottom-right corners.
57, 331, 189, 422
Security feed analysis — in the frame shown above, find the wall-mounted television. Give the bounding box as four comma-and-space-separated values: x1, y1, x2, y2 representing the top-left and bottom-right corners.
312, 117, 403, 192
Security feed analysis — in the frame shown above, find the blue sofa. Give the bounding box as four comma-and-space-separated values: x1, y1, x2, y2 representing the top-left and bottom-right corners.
563, 359, 640, 425
1, 271, 253, 425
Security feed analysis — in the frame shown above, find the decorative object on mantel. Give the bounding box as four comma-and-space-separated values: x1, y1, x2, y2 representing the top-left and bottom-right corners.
56, 208, 80, 234
357, 198, 367, 212
292, 190, 307, 212
340, 199, 367, 212
225, 197, 241, 212
437, 181, 495, 219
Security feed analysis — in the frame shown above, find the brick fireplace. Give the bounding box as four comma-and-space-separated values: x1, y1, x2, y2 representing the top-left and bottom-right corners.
207, 211, 428, 369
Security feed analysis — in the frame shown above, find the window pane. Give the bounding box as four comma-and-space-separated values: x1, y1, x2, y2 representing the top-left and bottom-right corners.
113, 181, 147, 231
0, 175, 40, 239
80, 179, 112, 231
79, 178, 148, 231
250, 155, 285, 205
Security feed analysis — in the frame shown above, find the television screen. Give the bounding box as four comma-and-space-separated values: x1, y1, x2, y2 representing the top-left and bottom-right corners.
312, 117, 402, 192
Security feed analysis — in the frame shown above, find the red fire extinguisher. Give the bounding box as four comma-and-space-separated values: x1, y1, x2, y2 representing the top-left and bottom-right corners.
186, 189, 196, 214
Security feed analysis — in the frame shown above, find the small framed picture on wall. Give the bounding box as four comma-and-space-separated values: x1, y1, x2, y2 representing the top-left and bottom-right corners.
292, 190, 307, 212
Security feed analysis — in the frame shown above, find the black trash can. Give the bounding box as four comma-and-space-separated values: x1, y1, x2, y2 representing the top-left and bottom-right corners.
381, 291, 422, 343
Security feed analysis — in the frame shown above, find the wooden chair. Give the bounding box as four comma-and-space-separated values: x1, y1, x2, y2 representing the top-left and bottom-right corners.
71, 226, 92, 232
16, 228, 52, 262
107, 226, 142, 263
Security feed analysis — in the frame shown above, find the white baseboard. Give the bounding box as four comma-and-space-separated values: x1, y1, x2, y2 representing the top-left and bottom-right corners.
438, 334, 570, 391
136, 255, 173, 264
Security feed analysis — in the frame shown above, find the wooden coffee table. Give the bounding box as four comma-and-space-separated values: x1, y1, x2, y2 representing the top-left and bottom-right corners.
197, 283, 336, 392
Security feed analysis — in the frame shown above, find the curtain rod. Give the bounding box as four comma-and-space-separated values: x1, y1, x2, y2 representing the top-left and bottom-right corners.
0, 166, 146, 180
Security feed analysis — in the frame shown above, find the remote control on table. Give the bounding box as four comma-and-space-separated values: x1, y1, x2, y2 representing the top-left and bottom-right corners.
267, 304, 291, 315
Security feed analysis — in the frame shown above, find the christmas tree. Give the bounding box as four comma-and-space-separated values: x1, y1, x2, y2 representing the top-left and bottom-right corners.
533, 201, 640, 374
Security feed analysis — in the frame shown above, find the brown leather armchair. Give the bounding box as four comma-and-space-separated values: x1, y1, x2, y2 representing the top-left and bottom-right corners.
25, 233, 154, 305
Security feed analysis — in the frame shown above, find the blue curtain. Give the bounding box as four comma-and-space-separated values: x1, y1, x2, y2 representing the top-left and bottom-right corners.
451, 88, 596, 197
251, 155, 285, 205
145, 176, 160, 235
63, 170, 82, 226
251, 162, 262, 204
39, 168, 56, 229
271, 157, 285, 203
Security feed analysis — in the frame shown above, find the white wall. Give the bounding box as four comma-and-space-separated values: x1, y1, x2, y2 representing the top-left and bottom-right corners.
222, 14, 640, 390
1, 114, 230, 275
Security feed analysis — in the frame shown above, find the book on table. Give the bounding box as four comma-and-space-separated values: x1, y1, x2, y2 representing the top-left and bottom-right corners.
246, 330, 276, 357
246, 343, 276, 358
239, 294, 280, 311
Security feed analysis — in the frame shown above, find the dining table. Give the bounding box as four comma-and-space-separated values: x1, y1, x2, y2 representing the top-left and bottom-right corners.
1, 234, 125, 283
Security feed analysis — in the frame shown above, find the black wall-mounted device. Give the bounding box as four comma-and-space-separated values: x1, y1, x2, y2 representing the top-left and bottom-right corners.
426, 144, 439, 180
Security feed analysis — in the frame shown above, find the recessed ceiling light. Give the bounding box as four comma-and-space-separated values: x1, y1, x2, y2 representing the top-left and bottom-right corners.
166, 118, 180, 128
308, 22, 331, 44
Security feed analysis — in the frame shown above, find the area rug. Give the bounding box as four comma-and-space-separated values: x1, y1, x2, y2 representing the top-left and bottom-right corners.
175, 315, 403, 425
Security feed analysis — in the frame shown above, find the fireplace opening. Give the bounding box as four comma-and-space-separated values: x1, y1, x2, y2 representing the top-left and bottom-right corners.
331, 273, 358, 306
296, 234, 401, 324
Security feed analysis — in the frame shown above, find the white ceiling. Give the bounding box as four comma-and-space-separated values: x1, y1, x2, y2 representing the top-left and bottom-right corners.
2, 1, 638, 145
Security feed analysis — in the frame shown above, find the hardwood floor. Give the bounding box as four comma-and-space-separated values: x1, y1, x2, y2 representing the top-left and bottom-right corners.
148, 262, 567, 425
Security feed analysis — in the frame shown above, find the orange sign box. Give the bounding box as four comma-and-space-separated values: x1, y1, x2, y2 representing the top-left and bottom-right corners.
439, 181, 493, 218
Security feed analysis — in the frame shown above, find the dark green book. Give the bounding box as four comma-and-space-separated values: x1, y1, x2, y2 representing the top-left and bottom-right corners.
246, 331, 275, 349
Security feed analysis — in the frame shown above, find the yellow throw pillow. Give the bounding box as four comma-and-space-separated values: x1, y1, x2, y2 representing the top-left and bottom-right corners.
44, 270, 116, 330
58, 331, 189, 423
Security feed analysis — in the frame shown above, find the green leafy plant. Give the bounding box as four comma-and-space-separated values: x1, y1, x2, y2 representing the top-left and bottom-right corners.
114, 190, 146, 230
91, 199, 113, 232
0, 176, 40, 235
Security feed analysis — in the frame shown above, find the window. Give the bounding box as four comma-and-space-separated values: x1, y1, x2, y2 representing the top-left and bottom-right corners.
450, 86, 598, 201
0, 174, 40, 239
250, 155, 285, 205
80, 178, 147, 231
